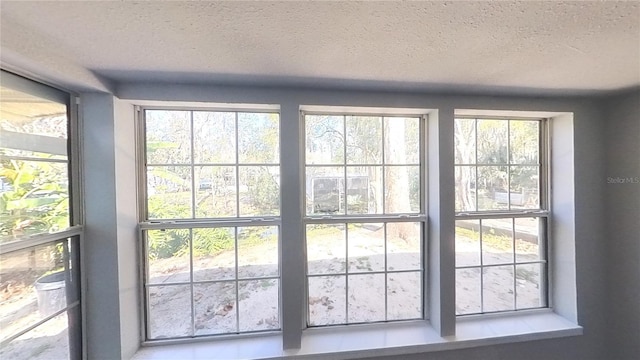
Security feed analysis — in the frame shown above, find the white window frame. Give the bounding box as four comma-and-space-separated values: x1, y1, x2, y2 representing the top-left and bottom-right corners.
137, 106, 283, 342
454, 116, 550, 316
301, 111, 429, 327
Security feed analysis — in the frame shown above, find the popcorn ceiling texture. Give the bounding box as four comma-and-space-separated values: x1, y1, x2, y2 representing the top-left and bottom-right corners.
1, 1, 638, 94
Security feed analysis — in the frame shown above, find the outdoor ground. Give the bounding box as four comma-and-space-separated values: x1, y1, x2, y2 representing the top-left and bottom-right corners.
0, 221, 542, 360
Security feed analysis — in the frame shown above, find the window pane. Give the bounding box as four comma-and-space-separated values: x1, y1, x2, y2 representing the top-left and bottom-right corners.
481, 219, 514, 265
0, 160, 70, 242
308, 276, 346, 326
148, 285, 192, 339
515, 217, 541, 263
238, 279, 279, 332
147, 229, 190, 284
516, 263, 545, 309
238, 166, 280, 217
510, 121, 539, 164
384, 117, 420, 165
348, 274, 385, 323
147, 166, 192, 219
306, 167, 344, 215
346, 166, 382, 214
456, 268, 481, 315
482, 266, 515, 312
0, 311, 70, 360
194, 282, 236, 335
145, 110, 191, 165
237, 226, 278, 279
347, 223, 384, 273
192, 227, 235, 282
386, 222, 421, 271
454, 118, 476, 165
305, 115, 344, 165
0, 241, 73, 341
1, 79, 70, 242
195, 166, 236, 218
455, 166, 476, 212
346, 116, 382, 164
477, 119, 508, 164
387, 272, 422, 320
510, 166, 539, 209
456, 220, 480, 267
477, 166, 508, 210
385, 166, 420, 214
237, 113, 279, 164
307, 224, 346, 275
193, 111, 235, 164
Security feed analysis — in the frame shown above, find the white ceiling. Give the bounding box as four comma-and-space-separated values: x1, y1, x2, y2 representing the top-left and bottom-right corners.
1, 1, 639, 95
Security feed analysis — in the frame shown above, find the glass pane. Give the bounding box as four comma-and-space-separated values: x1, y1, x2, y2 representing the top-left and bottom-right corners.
0, 77, 70, 243
306, 167, 344, 215
347, 223, 384, 273
238, 166, 279, 217
192, 227, 235, 282
237, 113, 279, 164
195, 166, 236, 218
347, 274, 385, 323
477, 166, 508, 210
387, 272, 422, 320
477, 119, 508, 164
456, 268, 481, 315
147, 166, 192, 219
515, 217, 541, 262
147, 229, 190, 284
308, 276, 346, 326
0, 160, 70, 243
238, 279, 279, 332
148, 285, 192, 339
455, 166, 476, 212
145, 110, 191, 165
306, 224, 346, 275
0, 311, 70, 360
481, 219, 514, 265
305, 115, 344, 165
510, 120, 539, 164
516, 263, 545, 309
346, 166, 382, 214
386, 222, 421, 271
194, 282, 236, 335
456, 220, 480, 267
385, 166, 420, 214
193, 111, 235, 164
346, 116, 382, 164
482, 266, 515, 312
510, 166, 539, 209
384, 117, 420, 165
454, 118, 476, 165
0, 241, 71, 341
237, 226, 278, 278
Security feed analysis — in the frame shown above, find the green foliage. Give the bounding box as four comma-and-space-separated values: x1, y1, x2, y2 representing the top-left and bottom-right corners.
0, 158, 69, 242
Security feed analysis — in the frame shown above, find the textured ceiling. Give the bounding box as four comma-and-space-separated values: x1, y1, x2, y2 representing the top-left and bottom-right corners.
1, 1, 639, 95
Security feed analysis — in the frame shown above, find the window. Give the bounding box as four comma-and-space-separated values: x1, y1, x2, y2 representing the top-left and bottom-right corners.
0, 70, 82, 360
303, 113, 424, 326
454, 117, 548, 315
140, 109, 281, 339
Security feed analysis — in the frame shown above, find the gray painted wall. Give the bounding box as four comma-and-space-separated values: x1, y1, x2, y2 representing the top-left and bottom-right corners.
605, 90, 640, 360
81, 93, 123, 360
79, 83, 611, 359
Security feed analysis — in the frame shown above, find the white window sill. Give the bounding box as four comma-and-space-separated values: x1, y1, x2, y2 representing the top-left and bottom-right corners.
131, 311, 582, 360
